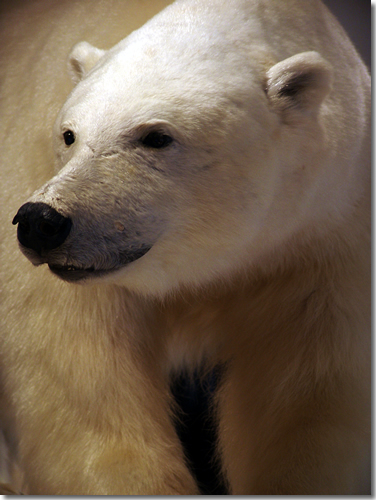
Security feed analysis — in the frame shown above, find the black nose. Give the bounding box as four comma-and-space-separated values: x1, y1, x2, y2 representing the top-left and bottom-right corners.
12, 202, 72, 256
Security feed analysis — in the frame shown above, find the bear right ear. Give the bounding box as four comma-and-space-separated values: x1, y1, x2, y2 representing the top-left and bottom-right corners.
265, 51, 333, 122
68, 41, 106, 84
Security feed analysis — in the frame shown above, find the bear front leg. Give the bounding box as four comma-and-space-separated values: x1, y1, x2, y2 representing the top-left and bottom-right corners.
7, 289, 198, 495
15, 364, 198, 495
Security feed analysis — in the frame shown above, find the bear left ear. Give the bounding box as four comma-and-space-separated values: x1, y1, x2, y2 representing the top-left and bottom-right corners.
68, 41, 107, 84
265, 51, 333, 120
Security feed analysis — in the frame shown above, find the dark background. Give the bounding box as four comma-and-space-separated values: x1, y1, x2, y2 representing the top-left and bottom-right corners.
323, 0, 371, 68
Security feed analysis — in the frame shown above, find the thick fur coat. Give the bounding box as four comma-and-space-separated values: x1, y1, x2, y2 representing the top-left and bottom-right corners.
0, 0, 370, 494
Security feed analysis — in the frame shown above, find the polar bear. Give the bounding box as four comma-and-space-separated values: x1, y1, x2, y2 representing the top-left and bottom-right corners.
0, 0, 370, 494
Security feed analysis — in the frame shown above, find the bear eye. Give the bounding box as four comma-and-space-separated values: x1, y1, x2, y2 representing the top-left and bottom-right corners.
63, 130, 75, 146
141, 131, 173, 149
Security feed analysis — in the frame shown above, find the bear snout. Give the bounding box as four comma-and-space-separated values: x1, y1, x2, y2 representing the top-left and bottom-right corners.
12, 202, 72, 257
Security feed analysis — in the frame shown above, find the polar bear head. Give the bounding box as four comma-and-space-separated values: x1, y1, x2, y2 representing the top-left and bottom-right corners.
13, 1, 335, 296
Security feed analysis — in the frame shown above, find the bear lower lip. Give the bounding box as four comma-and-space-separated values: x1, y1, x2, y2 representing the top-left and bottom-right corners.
48, 264, 103, 282
48, 246, 152, 282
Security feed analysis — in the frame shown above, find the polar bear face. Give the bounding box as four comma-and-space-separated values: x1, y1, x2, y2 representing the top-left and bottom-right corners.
13, 3, 333, 296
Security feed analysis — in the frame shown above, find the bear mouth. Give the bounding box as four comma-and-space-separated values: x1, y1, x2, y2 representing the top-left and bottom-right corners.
48, 246, 152, 282
48, 264, 105, 282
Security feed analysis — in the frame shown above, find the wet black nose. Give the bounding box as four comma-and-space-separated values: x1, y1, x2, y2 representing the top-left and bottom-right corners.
12, 202, 72, 256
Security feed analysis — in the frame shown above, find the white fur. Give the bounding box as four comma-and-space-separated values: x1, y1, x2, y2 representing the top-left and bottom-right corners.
0, 0, 370, 494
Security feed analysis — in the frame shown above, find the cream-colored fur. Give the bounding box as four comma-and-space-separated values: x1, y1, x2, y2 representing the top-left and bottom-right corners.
0, 0, 370, 494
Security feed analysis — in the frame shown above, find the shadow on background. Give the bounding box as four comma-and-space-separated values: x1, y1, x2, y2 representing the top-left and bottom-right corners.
171, 370, 227, 495
323, 0, 370, 68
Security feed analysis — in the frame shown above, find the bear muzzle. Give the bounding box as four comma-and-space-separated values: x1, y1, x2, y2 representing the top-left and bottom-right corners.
13, 201, 153, 282
13, 202, 72, 258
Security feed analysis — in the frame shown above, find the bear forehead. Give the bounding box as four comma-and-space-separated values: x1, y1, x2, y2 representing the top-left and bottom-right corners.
58, 0, 277, 141
61, 43, 264, 139
75, 37, 260, 98
62, 0, 270, 116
